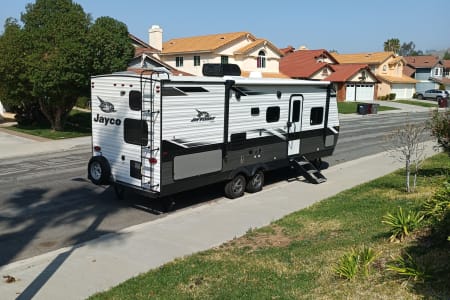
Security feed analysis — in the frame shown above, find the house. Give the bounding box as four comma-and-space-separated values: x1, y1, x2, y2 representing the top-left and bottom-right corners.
279, 49, 337, 80
279, 49, 378, 101
404, 55, 445, 92
147, 26, 286, 78
128, 33, 190, 76
325, 64, 379, 101
332, 52, 417, 99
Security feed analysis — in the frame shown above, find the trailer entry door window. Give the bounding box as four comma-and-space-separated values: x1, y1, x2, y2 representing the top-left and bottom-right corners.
310, 107, 324, 125
266, 106, 280, 123
292, 100, 301, 122
124, 118, 148, 146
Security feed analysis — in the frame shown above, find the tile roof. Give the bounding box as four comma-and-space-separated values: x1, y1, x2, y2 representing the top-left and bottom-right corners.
377, 74, 418, 84
442, 60, 450, 68
403, 65, 416, 77
404, 55, 440, 68
129, 33, 156, 50
279, 45, 295, 56
331, 51, 395, 65
325, 64, 375, 82
234, 39, 282, 56
279, 49, 337, 78
162, 32, 254, 54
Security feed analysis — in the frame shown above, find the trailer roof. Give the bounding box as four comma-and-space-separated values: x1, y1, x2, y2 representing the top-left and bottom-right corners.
93, 72, 330, 86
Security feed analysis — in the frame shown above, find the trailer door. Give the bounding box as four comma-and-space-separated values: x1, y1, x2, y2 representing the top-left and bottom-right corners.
287, 95, 303, 156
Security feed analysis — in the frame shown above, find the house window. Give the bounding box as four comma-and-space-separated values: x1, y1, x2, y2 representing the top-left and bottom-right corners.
176, 56, 184, 67
257, 51, 266, 69
266, 106, 280, 123
310, 107, 324, 125
221, 56, 228, 64
434, 68, 441, 76
322, 68, 329, 76
194, 56, 200, 66
382, 65, 387, 72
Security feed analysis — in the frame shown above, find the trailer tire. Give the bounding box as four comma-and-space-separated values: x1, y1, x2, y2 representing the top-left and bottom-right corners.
88, 156, 110, 185
246, 170, 264, 193
224, 174, 246, 199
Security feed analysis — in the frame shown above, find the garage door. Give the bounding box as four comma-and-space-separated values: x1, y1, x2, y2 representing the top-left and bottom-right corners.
346, 84, 356, 101
391, 84, 414, 99
346, 83, 374, 101
356, 84, 374, 101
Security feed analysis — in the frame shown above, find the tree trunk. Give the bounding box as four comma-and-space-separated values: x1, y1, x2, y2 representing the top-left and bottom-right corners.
405, 158, 411, 193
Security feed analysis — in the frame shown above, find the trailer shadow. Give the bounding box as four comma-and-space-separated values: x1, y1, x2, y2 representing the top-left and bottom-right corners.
122, 161, 331, 214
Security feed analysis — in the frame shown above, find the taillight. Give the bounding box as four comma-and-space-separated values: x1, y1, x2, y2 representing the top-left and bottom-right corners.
149, 157, 158, 164
94, 146, 101, 152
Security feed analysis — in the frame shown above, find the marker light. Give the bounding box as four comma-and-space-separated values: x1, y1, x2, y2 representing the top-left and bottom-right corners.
94, 146, 101, 152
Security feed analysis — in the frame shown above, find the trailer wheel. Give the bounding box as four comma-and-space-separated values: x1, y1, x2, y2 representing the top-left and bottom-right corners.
88, 156, 110, 185
224, 174, 246, 199
246, 170, 264, 193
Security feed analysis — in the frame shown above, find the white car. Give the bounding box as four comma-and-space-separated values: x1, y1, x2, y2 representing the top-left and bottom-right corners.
416, 89, 449, 101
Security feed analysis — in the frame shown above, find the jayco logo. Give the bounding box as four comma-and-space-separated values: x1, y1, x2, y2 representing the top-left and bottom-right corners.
191, 109, 215, 122
93, 96, 121, 126
97, 96, 116, 113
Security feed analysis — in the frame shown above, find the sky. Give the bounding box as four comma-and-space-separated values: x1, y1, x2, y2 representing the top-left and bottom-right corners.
1, 0, 449, 54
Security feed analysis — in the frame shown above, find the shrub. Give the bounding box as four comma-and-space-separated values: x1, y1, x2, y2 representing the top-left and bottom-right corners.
334, 246, 379, 280
389, 93, 396, 100
334, 249, 359, 280
422, 180, 450, 222
387, 252, 429, 282
429, 109, 450, 155
76, 96, 91, 109
382, 207, 424, 242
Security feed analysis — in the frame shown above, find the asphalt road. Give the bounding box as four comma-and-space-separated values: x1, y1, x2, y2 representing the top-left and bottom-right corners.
0, 111, 433, 266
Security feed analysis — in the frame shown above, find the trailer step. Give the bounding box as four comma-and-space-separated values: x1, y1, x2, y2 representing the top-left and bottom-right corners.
290, 156, 326, 184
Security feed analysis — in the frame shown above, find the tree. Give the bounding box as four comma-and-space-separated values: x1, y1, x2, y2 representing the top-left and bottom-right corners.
0, 18, 39, 125
19, 0, 92, 131
399, 41, 423, 56
443, 51, 450, 60
88, 17, 135, 75
384, 119, 428, 192
0, 0, 134, 131
384, 38, 401, 54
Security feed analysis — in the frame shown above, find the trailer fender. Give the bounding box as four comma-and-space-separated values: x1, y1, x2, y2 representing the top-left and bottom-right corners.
88, 156, 111, 185
226, 167, 251, 181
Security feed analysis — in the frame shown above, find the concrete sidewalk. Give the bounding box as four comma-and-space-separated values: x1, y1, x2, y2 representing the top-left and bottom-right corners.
0, 129, 91, 160
0, 140, 439, 300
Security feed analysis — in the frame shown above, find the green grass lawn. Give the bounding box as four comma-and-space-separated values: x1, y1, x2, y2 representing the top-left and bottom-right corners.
395, 99, 438, 108
4, 109, 91, 139
89, 154, 450, 300
337, 102, 399, 114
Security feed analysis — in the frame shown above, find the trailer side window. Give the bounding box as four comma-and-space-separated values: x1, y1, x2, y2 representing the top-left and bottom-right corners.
129, 90, 142, 111
310, 107, 324, 125
124, 118, 148, 146
266, 106, 280, 123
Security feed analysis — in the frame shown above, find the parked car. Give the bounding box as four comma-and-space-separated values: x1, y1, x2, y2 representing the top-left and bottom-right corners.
416, 89, 449, 101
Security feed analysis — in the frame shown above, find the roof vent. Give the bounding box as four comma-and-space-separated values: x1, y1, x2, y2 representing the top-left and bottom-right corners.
202, 64, 241, 77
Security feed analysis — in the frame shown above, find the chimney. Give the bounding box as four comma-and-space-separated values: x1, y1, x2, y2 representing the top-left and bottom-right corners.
149, 25, 163, 51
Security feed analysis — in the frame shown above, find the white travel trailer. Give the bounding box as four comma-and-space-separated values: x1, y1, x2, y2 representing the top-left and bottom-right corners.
88, 64, 339, 199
